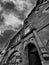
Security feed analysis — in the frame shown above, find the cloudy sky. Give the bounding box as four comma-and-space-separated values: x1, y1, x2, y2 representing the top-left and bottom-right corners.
0, 0, 37, 29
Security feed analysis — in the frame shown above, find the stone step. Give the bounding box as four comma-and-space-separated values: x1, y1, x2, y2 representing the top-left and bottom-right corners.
40, 47, 47, 53
43, 54, 49, 57
43, 53, 49, 60
40, 47, 49, 60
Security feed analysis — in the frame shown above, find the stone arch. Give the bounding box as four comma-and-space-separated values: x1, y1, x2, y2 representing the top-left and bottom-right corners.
24, 42, 42, 65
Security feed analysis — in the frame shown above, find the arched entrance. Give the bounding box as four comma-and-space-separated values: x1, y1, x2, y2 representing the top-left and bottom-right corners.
24, 43, 42, 65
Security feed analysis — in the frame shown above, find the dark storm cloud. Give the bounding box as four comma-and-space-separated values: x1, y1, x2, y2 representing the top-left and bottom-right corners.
3, 1, 15, 10
0, 0, 37, 27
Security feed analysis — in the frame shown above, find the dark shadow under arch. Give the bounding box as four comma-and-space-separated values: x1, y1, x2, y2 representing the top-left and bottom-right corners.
24, 43, 42, 65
